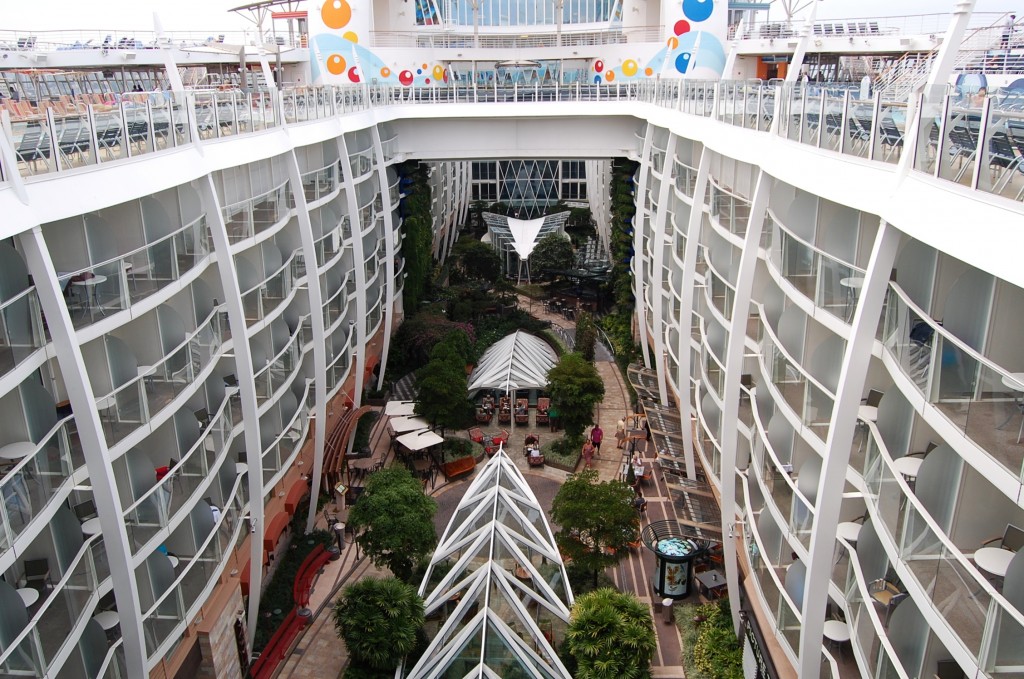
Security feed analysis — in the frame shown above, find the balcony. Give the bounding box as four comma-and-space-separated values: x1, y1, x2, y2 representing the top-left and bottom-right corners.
759, 315, 834, 443
0, 287, 47, 380
121, 398, 236, 555
301, 160, 340, 204
240, 252, 301, 328
193, 90, 280, 140
261, 381, 312, 486
707, 180, 752, 239
97, 309, 223, 447
253, 328, 303, 404
221, 181, 291, 244
348, 148, 373, 179
57, 215, 211, 329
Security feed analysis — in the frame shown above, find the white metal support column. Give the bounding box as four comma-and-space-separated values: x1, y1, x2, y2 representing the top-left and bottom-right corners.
20, 228, 148, 678
796, 221, 900, 678
649, 134, 677, 407
281, 152, 329, 535
784, 0, 824, 84
337, 136, 368, 406
633, 128, 655, 370
719, 169, 773, 631
371, 126, 398, 394
674, 147, 712, 481
196, 176, 266, 647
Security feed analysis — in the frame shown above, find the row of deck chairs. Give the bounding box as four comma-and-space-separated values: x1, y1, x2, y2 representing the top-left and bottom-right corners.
15, 119, 175, 172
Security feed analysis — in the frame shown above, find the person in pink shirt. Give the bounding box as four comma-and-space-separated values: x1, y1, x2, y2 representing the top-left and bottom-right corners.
590, 424, 604, 455
582, 439, 595, 468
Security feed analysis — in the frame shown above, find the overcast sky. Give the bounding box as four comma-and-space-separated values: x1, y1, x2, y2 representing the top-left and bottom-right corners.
2, 0, 1020, 33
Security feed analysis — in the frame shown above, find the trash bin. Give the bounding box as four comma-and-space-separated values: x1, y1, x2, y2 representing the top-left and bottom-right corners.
662, 598, 675, 625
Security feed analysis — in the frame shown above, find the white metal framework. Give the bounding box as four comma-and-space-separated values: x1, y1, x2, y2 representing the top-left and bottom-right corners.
467, 331, 557, 396
406, 446, 573, 679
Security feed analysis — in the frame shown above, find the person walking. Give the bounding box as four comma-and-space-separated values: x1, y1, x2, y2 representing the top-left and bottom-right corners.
590, 424, 604, 456
582, 438, 595, 469
615, 417, 626, 448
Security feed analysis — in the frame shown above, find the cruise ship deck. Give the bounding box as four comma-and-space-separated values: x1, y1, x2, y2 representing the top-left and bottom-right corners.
1, 0, 1024, 677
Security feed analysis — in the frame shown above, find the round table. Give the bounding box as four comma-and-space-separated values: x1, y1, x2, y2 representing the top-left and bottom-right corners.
893, 455, 924, 482
167, 555, 179, 568
236, 462, 248, 475
975, 546, 1016, 578
81, 518, 102, 536
836, 522, 863, 544
823, 619, 851, 643
92, 610, 120, 630
71, 275, 109, 316
0, 441, 35, 461
858, 405, 878, 423
16, 587, 39, 607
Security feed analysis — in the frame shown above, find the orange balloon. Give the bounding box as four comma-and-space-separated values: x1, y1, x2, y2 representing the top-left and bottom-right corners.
667, 36, 679, 49
326, 54, 346, 75
381, 67, 392, 78
605, 71, 615, 82
645, 67, 654, 76
321, 0, 352, 29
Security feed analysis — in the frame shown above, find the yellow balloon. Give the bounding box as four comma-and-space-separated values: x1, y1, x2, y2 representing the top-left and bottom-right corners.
343, 31, 358, 43
433, 65, 444, 80
623, 59, 638, 77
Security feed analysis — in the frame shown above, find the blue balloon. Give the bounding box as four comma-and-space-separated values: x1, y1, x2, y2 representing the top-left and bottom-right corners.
675, 52, 692, 74
682, 0, 714, 22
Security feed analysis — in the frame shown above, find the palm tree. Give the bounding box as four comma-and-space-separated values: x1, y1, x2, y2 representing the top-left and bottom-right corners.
333, 576, 425, 672
566, 588, 657, 679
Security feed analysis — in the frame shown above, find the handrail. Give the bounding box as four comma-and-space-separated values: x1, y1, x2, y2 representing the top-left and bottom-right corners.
221, 178, 289, 219
740, 477, 805, 625
240, 249, 300, 300
327, 327, 356, 370
263, 382, 311, 456
766, 207, 863, 274
0, 414, 75, 486
121, 396, 232, 518
759, 306, 837, 402
862, 418, 1024, 653
95, 305, 220, 405
300, 159, 339, 182
55, 213, 208, 285
0, 285, 39, 313
0, 532, 107, 669
253, 323, 303, 381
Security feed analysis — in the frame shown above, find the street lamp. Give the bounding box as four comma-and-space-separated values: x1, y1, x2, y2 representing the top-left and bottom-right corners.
333, 522, 346, 552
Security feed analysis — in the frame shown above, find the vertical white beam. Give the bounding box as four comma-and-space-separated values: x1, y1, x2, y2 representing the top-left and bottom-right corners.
633, 128, 655, 370
719, 170, 773, 631
784, 0, 824, 84
371, 126, 398, 394
195, 176, 266, 647
337, 136, 368, 407
649, 135, 677, 407
280, 151, 329, 535
924, 0, 979, 91
796, 221, 900, 678
20, 228, 148, 678
675, 147, 712, 481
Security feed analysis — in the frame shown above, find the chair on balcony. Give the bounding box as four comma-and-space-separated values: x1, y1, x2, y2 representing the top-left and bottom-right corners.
74, 499, 98, 522
980, 524, 1024, 553
867, 578, 908, 626
23, 558, 52, 592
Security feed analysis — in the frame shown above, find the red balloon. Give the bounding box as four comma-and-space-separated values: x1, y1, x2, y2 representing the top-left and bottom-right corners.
399, 70, 414, 86
674, 20, 691, 35
347, 66, 360, 83
594, 60, 604, 72
443, 69, 449, 83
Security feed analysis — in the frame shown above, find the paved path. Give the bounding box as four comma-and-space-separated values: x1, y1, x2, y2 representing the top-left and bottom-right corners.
277, 296, 686, 678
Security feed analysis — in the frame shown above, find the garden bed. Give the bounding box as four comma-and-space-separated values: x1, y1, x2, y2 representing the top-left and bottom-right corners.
542, 437, 581, 473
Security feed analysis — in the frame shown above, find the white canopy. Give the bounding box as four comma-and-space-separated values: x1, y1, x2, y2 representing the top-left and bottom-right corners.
384, 400, 417, 416
506, 216, 546, 259
467, 331, 557, 396
389, 416, 430, 434
396, 429, 444, 451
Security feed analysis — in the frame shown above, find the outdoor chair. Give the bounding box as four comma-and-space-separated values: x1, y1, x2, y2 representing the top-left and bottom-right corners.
980, 524, 1024, 553
536, 397, 550, 425
514, 398, 529, 425
23, 558, 52, 592
468, 427, 485, 444
867, 578, 908, 626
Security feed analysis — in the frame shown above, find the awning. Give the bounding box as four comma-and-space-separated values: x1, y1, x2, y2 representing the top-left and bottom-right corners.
467, 331, 557, 396
284, 477, 309, 514
389, 416, 431, 434
384, 400, 417, 417
263, 511, 290, 552
397, 430, 444, 451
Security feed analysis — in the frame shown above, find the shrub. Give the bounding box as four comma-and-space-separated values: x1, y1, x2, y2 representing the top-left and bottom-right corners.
678, 599, 743, 679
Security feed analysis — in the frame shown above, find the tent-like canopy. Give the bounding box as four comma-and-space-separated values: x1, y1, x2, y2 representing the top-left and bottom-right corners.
396, 429, 445, 451
405, 446, 573, 679
467, 331, 557, 396
483, 211, 569, 283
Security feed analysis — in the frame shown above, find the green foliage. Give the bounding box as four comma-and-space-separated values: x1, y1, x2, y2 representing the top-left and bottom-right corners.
543, 434, 583, 468
574, 311, 598, 362
349, 467, 438, 581
451, 238, 501, 283
440, 436, 474, 463
546, 353, 605, 439
252, 529, 334, 652
564, 562, 617, 597
566, 588, 657, 679
678, 600, 743, 679
551, 469, 637, 585
415, 340, 473, 434
398, 161, 435, 314
390, 313, 476, 378
353, 411, 380, 451
333, 576, 426, 672
530, 233, 575, 276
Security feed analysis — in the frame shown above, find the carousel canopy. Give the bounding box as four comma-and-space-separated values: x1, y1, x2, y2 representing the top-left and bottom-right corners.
405, 446, 573, 679
467, 331, 557, 396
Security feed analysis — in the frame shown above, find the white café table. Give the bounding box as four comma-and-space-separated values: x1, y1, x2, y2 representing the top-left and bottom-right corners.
823, 619, 851, 643
0, 441, 35, 462
975, 547, 1016, 578
81, 518, 102, 536
16, 587, 39, 607
92, 610, 120, 630
840, 276, 865, 320
71, 275, 109, 316
893, 455, 924, 482
836, 522, 863, 545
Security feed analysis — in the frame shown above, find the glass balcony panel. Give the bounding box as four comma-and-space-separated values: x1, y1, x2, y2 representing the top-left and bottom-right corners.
302, 161, 338, 203
222, 181, 290, 243
820, 95, 846, 152
0, 628, 42, 675
805, 380, 833, 440
986, 604, 1024, 674
938, 100, 979, 185
777, 595, 802, 655
2, 420, 77, 545
0, 289, 47, 379
844, 96, 873, 159
875, 101, 907, 165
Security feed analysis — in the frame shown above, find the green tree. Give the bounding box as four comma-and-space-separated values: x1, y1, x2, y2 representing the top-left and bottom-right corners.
452, 238, 501, 283
550, 469, 637, 586
530, 233, 575, 276
415, 341, 472, 434
574, 311, 598, 362
566, 588, 657, 679
333, 576, 426, 673
398, 161, 435, 313
546, 352, 605, 440
348, 467, 438, 581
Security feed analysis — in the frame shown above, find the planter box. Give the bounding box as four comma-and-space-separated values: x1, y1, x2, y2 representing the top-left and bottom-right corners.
545, 453, 581, 474
364, 390, 391, 407
443, 455, 476, 480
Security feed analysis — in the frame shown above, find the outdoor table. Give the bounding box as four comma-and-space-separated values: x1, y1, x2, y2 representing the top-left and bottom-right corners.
16, 588, 39, 607
695, 569, 727, 598
975, 546, 1015, 578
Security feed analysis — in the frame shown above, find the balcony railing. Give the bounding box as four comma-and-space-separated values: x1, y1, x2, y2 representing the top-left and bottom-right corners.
322, 272, 353, 330
57, 214, 211, 329
0, 533, 109, 675
765, 209, 865, 323
221, 180, 290, 243
0, 416, 82, 551
253, 326, 303, 403
122, 397, 235, 555
708, 179, 752, 238
193, 90, 279, 139
262, 381, 312, 485
240, 251, 301, 327
883, 283, 1024, 483
98, 308, 223, 446
301, 159, 340, 204
0, 287, 48, 380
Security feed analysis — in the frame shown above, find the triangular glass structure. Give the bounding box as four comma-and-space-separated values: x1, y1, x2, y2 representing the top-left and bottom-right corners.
482, 211, 569, 282
405, 447, 573, 679
466, 331, 557, 396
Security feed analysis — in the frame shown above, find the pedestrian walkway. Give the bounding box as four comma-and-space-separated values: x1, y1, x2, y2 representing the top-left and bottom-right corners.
275, 294, 688, 678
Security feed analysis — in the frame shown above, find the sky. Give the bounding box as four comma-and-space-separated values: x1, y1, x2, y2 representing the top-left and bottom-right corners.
1, 0, 1021, 33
